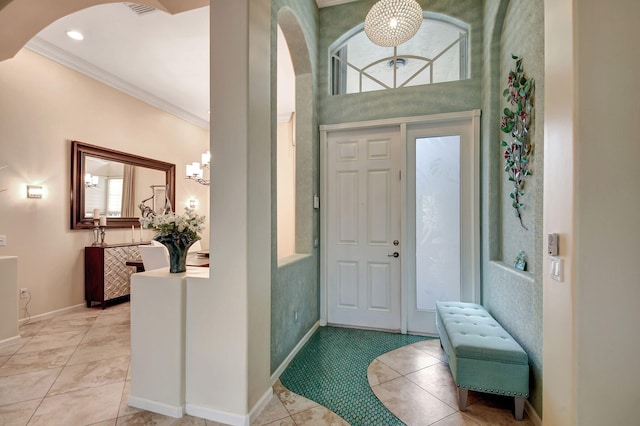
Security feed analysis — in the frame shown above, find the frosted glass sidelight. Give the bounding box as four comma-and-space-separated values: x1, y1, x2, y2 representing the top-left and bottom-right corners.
415, 136, 461, 310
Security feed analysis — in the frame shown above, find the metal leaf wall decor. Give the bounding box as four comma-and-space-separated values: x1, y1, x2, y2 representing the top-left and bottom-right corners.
501, 54, 534, 230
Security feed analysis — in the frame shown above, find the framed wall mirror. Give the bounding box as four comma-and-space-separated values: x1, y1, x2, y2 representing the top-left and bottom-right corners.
71, 140, 176, 229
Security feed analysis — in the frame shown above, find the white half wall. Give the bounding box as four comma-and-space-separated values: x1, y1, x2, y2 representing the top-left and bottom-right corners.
0, 256, 18, 344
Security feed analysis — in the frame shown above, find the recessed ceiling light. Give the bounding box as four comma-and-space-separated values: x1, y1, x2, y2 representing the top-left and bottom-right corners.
66, 30, 84, 41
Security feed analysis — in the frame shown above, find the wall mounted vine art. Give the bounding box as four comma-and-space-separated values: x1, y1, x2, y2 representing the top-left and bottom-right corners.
501, 54, 534, 230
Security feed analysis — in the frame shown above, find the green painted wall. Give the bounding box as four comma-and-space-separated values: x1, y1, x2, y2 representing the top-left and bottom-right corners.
271, 255, 318, 372
482, 0, 544, 417
270, 0, 321, 374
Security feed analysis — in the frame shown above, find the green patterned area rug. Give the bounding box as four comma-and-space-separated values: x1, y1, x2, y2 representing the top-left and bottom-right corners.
280, 326, 431, 426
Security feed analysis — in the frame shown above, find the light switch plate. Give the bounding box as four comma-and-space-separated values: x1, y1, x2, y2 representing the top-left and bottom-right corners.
0, 235, 6, 246
550, 257, 563, 282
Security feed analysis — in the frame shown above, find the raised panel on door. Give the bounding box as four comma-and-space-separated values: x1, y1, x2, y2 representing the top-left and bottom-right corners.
336, 171, 359, 244
337, 261, 359, 309
336, 140, 359, 162
368, 262, 391, 311
368, 170, 391, 245
367, 138, 391, 160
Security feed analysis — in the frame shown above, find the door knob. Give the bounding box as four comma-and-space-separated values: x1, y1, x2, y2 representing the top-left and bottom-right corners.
388, 252, 399, 258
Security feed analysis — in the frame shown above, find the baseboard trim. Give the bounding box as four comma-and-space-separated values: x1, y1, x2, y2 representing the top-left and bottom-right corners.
18, 303, 86, 326
129, 395, 185, 418
186, 403, 250, 426
249, 388, 275, 424
525, 400, 541, 425
270, 321, 320, 385
0, 335, 20, 347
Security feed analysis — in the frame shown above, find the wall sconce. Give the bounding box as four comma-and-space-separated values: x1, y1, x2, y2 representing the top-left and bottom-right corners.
84, 173, 99, 188
189, 199, 198, 209
27, 185, 43, 199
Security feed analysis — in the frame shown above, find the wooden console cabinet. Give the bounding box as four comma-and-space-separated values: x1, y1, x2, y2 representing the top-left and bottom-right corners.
85, 243, 143, 309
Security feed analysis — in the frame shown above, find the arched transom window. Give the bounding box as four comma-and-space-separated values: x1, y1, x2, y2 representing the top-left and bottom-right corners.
330, 13, 470, 95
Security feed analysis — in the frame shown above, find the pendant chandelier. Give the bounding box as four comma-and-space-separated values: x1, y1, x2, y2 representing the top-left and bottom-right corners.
364, 0, 423, 47
186, 150, 210, 186
84, 173, 99, 188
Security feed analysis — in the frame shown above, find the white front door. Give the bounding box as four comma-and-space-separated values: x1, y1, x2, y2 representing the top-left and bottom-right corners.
325, 127, 402, 331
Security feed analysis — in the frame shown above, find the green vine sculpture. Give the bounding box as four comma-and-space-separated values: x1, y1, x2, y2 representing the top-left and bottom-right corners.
501, 54, 534, 230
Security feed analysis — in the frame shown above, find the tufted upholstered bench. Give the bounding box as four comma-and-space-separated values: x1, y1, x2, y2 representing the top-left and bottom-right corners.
435, 301, 529, 420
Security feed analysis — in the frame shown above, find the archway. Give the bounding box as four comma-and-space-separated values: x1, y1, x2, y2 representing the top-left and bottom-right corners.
0, 0, 207, 61
277, 7, 313, 256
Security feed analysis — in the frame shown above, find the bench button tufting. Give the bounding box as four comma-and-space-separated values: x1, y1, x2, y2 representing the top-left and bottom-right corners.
436, 302, 529, 411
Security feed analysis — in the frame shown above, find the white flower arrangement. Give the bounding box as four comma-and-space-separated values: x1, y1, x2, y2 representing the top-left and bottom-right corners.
139, 207, 205, 242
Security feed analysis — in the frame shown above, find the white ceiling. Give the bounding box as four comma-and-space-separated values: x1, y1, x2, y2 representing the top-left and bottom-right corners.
27, 3, 210, 129
24, 1, 357, 130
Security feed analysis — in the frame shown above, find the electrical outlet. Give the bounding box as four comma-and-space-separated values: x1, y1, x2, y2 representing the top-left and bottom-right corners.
20, 288, 29, 299
0, 235, 6, 246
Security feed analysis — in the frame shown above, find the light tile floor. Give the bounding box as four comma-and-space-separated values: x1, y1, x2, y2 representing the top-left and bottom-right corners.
366, 340, 535, 425
0, 303, 533, 425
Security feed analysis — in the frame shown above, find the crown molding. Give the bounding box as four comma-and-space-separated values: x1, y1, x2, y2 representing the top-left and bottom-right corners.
25, 36, 210, 130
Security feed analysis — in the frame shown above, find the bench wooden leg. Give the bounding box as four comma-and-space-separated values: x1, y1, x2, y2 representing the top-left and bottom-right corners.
514, 396, 525, 420
458, 388, 468, 411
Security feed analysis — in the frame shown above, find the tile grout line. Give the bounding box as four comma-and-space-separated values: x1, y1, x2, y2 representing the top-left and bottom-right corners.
23, 309, 97, 425
115, 360, 131, 421
22, 315, 59, 425
107, 307, 134, 425
6, 306, 135, 425
43, 314, 94, 396
400, 361, 461, 410
371, 357, 404, 385
81, 308, 129, 425
273, 381, 348, 426
368, 342, 476, 426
